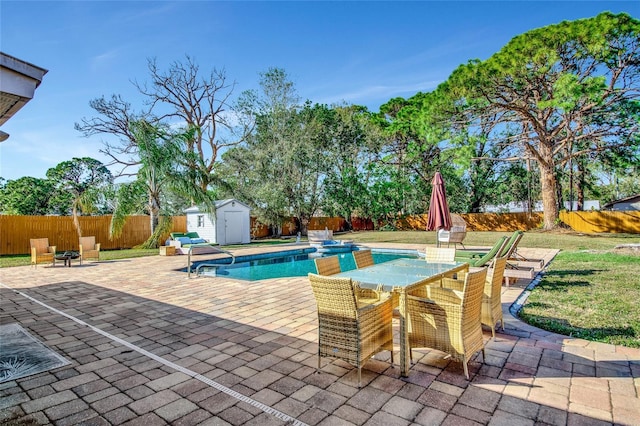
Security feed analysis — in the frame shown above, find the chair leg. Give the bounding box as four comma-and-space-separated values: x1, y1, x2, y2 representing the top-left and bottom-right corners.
463, 360, 470, 380
357, 367, 362, 388
390, 349, 394, 365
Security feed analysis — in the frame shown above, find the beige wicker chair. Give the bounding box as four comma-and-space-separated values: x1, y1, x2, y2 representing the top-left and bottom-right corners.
437, 214, 467, 248
314, 256, 342, 276
308, 273, 394, 387
441, 257, 508, 338
79, 236, 100, 264
353, 250, 374, 269
406, 267, 488, 379
316, 255, 380, 304
425, 247, 456, 263
30, 238, 56, 268
482, 257, 507, 338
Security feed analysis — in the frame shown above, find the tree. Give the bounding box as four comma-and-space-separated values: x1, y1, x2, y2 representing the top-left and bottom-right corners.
442, 12, 640, 228
109, 120, 213, 248
224, 68, 328, 235
0, 177, 55, 215
135, 56, 253, 192
45, 158, 113, 236
76, 56, 252, 193
321, 105, 381, 228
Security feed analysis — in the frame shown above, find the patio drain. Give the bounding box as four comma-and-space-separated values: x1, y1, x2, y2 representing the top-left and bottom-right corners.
0, 283, 308, 426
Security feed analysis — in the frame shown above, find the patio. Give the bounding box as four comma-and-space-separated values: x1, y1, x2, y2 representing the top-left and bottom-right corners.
1, 244, 638, 425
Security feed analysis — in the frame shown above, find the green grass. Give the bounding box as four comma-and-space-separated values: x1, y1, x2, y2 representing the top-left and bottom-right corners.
519, 251, 640, 348
4, 229, 639, 347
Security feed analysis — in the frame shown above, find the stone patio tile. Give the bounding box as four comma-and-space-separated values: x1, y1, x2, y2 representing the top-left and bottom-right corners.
154, 398, 199, 422
217, 405, 254, 424
381, 395, 423, 421
272, 396, 310, 418
487, 409, 534, 426
296, 407, 330, 425
56, 409, 106, 426
458, 385, 501, 412
102, 406, 138, 425
145, 372, 191, 391
21, 389, 76, 414
121, 412, 168, 425
127, 389, 181, 415
347, 387, 393, 414
536, 405, 568, 426
43, 398, 90, 420
333, 404, 371, 425
91, 393, 134, 414
363, 410, 410, 425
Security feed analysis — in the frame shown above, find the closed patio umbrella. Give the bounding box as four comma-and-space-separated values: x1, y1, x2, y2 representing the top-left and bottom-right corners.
427, 171, 452, 245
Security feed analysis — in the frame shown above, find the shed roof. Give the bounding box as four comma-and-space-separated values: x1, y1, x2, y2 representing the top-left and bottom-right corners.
602, 194, 640, 209
184, 199, 251, 213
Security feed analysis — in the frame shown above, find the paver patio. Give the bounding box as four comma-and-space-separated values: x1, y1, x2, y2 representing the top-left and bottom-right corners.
1, 243, 638, 425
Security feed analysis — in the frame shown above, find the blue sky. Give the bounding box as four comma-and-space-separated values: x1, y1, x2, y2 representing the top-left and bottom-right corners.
1, 1, 637, 182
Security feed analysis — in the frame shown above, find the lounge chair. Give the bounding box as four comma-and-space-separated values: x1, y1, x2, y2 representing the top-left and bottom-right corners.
79, 236, 100, 264
169, 232, 215, 254
457, 230, 523, 259
406, 268, 488, 379
456, 236, 509, 268
437, 214, 467, 248
308, 273, 394, 387
30, 238, 56, 268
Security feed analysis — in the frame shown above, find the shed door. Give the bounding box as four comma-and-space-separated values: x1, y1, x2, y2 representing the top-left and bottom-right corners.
224, 211, 243, 244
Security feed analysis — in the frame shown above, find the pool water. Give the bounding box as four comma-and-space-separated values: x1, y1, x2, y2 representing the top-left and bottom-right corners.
192, 251, 421, 281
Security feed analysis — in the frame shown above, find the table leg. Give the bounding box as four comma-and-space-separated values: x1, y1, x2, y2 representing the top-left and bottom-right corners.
399, 290, 410, 377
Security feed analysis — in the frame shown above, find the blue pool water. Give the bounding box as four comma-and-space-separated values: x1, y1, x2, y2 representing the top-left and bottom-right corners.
191, 250, 421, 281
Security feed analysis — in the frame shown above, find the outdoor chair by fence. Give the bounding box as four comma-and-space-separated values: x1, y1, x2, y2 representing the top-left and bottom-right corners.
316, 255, 380, 304
406, 268, 488, 379
79, 236, 100, 264
353, 249, 374, 269
437, 214, 467, 248
30, 238, 56, 268
425, 247, 456, 263
308, 273, 394, 387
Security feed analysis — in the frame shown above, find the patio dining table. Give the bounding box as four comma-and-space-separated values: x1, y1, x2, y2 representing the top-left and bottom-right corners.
336, 258, 469, 377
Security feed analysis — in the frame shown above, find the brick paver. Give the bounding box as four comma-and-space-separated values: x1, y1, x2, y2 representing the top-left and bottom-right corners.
1, 244, 638, 425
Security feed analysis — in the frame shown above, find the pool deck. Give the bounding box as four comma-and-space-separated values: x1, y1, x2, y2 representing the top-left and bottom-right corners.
1, 243, 638, 425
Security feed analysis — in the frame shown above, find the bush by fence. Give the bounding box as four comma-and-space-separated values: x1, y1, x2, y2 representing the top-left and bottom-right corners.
1, 211, 637, 255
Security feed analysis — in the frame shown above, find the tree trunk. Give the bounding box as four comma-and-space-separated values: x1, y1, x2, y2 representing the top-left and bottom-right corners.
539, 163, 559, 229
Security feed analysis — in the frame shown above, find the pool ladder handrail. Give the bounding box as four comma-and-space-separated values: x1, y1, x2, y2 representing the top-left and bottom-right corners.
187, 246, 235, 278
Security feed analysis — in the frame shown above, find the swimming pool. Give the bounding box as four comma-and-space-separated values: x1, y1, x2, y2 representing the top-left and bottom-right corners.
190, 249, 422, 281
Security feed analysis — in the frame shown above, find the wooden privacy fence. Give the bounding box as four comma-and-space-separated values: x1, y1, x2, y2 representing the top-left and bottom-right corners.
1, 211, 637, 255
0, 215, 186, 256
559, 211, 640, 234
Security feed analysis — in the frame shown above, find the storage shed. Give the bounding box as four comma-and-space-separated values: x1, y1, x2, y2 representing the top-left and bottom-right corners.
185, 199, 251, 245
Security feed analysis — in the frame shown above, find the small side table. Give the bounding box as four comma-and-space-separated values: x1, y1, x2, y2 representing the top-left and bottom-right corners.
159, 246, 176, 256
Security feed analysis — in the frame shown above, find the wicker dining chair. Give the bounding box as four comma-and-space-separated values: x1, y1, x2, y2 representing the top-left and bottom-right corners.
406, 267, 488, 379
314, 256, 342, 276
440, 257, 508, 338
425, 247, 456, 263
308, 273, 394, 387
79, 236, 101, 264
30, 238, 56, 268
352, 249, 374, 269
481, 256, 508, 338
315, 255, 380, 305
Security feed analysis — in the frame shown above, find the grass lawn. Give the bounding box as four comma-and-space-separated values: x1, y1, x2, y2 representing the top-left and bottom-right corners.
3, 229, 638, 347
